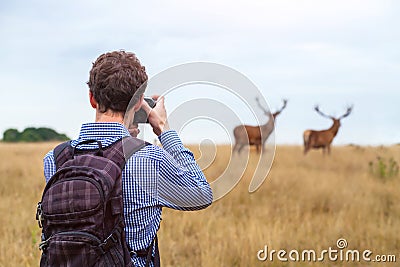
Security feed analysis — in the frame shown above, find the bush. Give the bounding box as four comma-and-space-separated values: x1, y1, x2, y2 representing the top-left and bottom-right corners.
3, 129, 20, 142
369, 156, 399, 181
2, 127, 69, 142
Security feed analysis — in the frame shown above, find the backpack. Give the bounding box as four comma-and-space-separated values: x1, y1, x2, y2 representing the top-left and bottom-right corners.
36, 137, 148, 267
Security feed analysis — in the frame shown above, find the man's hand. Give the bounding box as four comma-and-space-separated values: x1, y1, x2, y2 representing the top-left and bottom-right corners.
141, 95, 170, 136
128, 123, 140, 137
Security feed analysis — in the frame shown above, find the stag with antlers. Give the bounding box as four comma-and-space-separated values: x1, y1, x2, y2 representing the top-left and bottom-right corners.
233, 98, 287, 154
303, 105, 353, 155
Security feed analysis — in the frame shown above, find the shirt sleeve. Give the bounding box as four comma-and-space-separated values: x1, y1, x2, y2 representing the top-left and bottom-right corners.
157, 130, 213, 210
43, 150, 56, 183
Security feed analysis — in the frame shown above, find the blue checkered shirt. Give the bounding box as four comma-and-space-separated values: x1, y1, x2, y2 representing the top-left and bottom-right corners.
43, 122, 213, 267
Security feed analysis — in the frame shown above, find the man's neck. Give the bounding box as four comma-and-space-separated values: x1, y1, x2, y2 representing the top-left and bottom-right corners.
95, 110, 124, 124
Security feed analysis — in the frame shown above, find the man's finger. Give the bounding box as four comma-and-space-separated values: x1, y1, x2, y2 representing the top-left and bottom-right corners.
141, 99, 152, 113
156, 96, 165, 105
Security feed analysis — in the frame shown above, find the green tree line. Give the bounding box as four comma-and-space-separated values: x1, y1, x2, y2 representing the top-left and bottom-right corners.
2, 127, 70, 142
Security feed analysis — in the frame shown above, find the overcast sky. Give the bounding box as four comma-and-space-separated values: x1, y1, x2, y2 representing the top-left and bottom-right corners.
0, 0, 399, 145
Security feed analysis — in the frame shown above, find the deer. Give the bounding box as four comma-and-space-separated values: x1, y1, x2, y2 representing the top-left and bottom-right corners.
303, 105, 353, 155
233, 98, 287, 154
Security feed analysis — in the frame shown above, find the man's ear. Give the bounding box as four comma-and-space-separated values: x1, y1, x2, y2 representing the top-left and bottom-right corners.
89, 91, 97, 109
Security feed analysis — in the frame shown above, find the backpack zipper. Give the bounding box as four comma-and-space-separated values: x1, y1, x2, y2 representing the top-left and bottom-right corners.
54, 231, 102, 243
40, 230, 102, 251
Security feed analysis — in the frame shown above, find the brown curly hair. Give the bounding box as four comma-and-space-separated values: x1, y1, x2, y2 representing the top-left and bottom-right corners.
87, 50, 148, 113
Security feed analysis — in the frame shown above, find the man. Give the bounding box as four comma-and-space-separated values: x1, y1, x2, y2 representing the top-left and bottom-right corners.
43, 50, 213, 266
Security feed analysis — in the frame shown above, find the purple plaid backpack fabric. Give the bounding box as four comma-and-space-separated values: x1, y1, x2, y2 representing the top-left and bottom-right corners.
36, 137, 147, 267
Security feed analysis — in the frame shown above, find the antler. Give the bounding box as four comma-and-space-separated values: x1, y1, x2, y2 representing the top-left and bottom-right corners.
276, 99, 288, 113
272, 99, 288, 117
255, 97, 269, 115
314, 105, 333, 119
339, 105, 353, 119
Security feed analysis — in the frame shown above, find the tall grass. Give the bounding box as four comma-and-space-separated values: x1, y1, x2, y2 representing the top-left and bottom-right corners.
0, 143, 399, 266
0, 142, 55, 267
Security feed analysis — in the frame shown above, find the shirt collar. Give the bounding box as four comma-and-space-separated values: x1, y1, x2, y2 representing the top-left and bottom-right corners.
77, 122, 130, 140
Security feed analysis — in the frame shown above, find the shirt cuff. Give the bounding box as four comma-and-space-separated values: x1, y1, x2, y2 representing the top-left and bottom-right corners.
158, 130, 184, 152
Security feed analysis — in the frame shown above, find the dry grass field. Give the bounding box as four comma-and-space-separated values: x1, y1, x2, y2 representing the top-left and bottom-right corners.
0, 142, 399, 266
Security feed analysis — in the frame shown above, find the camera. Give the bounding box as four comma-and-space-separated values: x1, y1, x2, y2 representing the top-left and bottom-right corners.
133, 97, 156, 123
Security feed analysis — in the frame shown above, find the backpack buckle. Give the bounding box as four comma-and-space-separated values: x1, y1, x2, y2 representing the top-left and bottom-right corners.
99, 231, 119, 253
39, 234, 49, 251
36, 202, 44, 228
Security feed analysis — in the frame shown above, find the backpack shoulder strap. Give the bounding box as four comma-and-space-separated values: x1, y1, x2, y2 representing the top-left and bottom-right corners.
122, 136, 150, 160
52, 137, 150, 171
53, 141, 72, 170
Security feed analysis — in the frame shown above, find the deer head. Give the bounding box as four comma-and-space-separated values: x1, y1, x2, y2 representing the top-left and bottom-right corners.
314, 105, 353, 127
256, 98, 288, 118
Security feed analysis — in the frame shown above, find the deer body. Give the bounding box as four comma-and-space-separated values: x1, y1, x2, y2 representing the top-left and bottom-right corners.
233, 99, 287, 154
233, 114, 274, 153
303, 120, 340, 154
303, 106, 352, 155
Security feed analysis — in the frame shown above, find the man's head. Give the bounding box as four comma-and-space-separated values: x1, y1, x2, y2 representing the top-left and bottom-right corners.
87, 50, 148, 114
